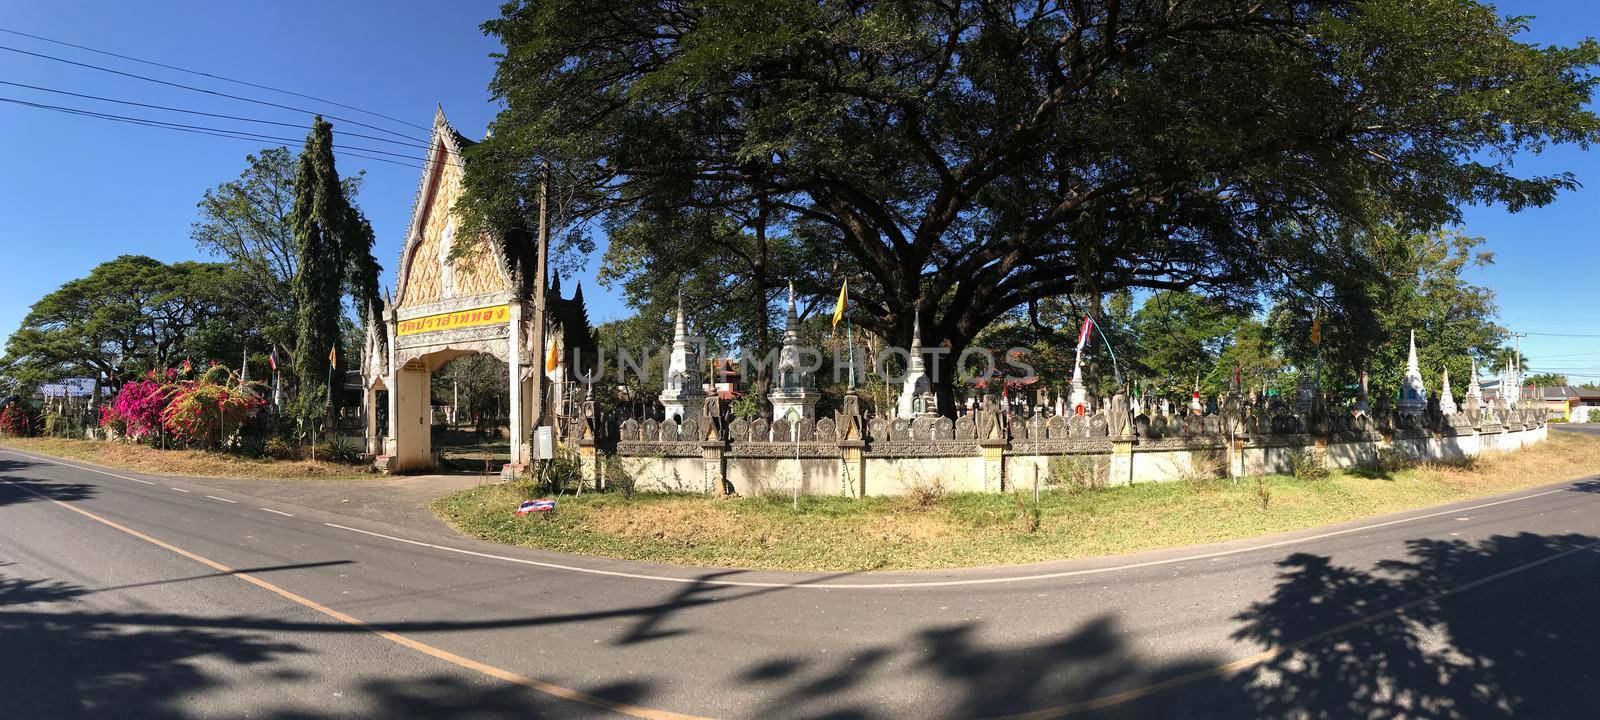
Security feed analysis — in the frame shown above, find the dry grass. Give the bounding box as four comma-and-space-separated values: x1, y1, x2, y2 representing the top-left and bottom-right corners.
431, 430, 1600, 572
0, 437, 375, 481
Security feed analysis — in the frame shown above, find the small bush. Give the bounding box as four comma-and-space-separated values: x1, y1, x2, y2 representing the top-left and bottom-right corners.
312, 439, 363, 464
264, 437, 301, 461
1180, 449, 1227, 485
1373, 445, 1413, 473
1290, 450, 1330, 482
1589, 408, 1600, 424
900, 470, 947, 510
603, 455, 637, 499
1048, 455, 1101, 491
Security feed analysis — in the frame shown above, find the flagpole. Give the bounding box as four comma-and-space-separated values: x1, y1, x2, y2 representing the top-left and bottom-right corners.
846, 318, 856, 390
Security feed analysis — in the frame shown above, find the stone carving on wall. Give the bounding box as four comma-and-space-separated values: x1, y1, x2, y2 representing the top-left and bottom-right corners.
867, 417, 888, 443
836, 393, 865, 443
728, 417, 750, 443
814, 417, 838, 443
954, 415, 976, 440
771, 417, 792, 443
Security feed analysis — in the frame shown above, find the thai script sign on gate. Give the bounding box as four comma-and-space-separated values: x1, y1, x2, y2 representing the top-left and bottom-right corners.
396, 304, 509, 336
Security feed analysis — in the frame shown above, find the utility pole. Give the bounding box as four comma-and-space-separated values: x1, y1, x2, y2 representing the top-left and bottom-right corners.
529, 162, 550, 432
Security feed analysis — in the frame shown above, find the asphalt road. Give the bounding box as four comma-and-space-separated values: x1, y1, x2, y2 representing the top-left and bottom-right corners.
4, 441, 1600, 719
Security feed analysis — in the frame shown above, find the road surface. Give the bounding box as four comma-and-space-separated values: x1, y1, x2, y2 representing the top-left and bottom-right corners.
3, 441, 1599, 719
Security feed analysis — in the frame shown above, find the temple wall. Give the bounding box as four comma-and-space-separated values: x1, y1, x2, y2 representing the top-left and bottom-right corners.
600, 410, 1549, 497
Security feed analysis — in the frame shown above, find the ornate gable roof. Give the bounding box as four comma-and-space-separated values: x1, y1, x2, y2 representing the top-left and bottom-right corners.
392, 107, 511, 310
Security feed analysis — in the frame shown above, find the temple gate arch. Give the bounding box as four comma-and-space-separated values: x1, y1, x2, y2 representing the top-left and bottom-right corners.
362, 108, 535, 473
361, 107, 597, 473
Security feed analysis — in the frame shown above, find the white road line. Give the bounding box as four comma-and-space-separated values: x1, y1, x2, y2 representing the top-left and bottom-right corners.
326, 483, 1587, 590
170, 487, 191, 493
260, 507, 294, 517
1, 448, 163, 485
205, 495, 237, 504
4, 445, 1589, 590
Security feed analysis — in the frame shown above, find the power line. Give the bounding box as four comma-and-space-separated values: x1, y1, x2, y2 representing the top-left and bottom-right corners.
0, 96, 460, 173
1520, 331, 1600, 338
0, 25, 431, 133
0, 42, 429, 144
0, 79, 433, 151
0, 95, 450, 164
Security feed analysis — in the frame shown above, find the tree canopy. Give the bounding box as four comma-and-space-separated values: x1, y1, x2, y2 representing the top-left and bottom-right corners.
192, 146, 364, 353
463, 0, 1599, 409
0, 255, 259, 393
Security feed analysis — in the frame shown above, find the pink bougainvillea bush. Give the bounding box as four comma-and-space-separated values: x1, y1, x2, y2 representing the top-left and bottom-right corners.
106, 379, 172, 441
161, 377, 265, 450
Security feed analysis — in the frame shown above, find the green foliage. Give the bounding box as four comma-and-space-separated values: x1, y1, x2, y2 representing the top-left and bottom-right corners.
464, 0, 1599, 405
729, 393, 764, 421
1589, 408, 1600, 424
289, 118, 383, 432
312, 438, 364, 464
1526, 373, 1568, 388
193, 147, 366, 356
1, 256, 261, 392
264, 437, 300, 461
431, 355, 509, 430
1291, 450, 1331, 482
1270, 228, 1506, 402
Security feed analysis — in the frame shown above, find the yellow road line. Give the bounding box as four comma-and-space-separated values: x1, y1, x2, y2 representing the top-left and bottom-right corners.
6, 480, 712, 720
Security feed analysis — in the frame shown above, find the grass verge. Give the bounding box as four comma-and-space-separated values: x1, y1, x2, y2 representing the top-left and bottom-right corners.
431, 431, 1600, 572
0, 437, 375, 481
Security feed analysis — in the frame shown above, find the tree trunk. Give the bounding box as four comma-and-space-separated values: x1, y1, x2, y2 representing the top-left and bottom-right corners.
751, 193, 771, 412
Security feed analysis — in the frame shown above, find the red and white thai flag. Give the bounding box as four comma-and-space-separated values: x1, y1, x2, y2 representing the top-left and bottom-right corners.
514, 499, 557, 516
269, 345, 279, 372
1075, 316, 1095, 353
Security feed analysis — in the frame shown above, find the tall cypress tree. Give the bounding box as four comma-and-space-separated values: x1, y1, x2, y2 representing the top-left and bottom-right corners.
289, 116, 382, 433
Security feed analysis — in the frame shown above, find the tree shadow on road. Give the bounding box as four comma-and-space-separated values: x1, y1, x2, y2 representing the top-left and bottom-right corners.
0, 564, 302, 719
6, 530, 1600, 719
733, 531, 1600, 719
0, 459, 95, 506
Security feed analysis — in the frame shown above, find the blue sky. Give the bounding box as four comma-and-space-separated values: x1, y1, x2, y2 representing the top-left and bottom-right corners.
0, 1, 1595, 382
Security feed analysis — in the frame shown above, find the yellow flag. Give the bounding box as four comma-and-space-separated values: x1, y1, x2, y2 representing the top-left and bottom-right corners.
328, 346, 337, 366
1309, 311, 1322, 346
545, 339, 560, 373
831, 279, 848, 328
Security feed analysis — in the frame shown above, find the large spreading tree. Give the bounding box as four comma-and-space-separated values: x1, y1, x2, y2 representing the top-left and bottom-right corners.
289, 117, 383, 430
463, 0, 1598, 411
0, 255, 259, 395
192, 146, 364, 356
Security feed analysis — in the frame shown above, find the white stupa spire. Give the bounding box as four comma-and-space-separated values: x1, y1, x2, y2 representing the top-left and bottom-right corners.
658, 292, 703, 421
1398, 329, 1427, 416
898, 311, 932, 416
1440, 367, 1457, 415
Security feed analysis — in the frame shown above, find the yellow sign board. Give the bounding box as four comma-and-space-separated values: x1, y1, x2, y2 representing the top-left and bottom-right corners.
396, 304, 509, 336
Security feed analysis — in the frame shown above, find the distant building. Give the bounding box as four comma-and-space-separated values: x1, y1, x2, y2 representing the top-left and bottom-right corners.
1538, 385, 1600, 422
